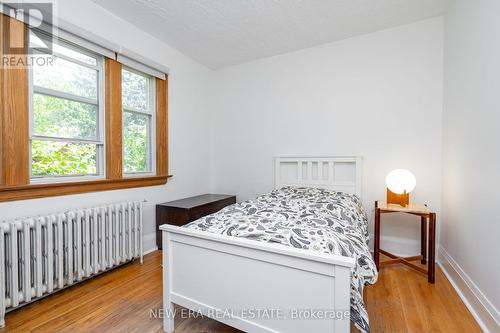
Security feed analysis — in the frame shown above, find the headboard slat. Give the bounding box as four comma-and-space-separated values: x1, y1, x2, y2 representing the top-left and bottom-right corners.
274, 157, 362, 197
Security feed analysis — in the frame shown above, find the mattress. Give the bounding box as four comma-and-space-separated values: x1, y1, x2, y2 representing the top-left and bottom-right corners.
184, 186, 378, 333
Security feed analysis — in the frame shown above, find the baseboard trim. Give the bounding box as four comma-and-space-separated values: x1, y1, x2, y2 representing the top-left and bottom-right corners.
438, 246, 500, 333
143, 246, 158, 255
143, 233, 158, 255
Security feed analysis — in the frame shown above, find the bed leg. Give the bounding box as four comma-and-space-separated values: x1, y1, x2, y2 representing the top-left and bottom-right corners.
163, 302, 174, 333
162, 231, 174, 332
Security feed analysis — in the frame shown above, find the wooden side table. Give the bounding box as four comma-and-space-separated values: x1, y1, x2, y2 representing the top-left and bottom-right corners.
374, 201, 436, 283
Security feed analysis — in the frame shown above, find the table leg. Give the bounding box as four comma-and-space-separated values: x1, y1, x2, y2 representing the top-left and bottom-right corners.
421, 216, 427, 264
428, 213, 436, 283
374, 203, 381, 271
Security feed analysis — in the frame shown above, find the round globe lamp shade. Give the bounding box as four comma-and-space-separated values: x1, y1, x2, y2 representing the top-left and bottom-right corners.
386, 169, 416, 194
385, 169, 416, 206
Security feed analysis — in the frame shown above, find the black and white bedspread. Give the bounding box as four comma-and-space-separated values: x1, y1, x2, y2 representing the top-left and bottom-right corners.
184, 186, 378, 333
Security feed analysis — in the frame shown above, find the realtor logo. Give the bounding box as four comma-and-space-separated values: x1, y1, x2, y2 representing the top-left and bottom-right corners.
1, 1, 54, 67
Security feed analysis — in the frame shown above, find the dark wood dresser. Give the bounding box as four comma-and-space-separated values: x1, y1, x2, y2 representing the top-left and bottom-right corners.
156, 194, 236, 249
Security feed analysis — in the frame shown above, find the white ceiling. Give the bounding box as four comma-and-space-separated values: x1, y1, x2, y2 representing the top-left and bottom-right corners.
92, 0, 450, 69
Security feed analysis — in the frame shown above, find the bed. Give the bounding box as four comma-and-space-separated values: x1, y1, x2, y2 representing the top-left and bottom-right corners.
160, 157, 377, 333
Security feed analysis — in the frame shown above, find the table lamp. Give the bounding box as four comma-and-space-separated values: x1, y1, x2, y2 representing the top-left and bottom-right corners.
385, 169, 416, 207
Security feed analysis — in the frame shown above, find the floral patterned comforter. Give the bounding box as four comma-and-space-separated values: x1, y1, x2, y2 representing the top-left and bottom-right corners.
185, 186, 377, 332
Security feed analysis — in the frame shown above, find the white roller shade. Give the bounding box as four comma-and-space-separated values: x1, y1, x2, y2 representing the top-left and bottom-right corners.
117, 47, 168, 80
47, 26, 116, 59
31, 25, 116, 59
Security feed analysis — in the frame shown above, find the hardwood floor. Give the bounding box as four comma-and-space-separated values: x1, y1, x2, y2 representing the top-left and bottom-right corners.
364, 258, 482, 333
1, 251, 481, 333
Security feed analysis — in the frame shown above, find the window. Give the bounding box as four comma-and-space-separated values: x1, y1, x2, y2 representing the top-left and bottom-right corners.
30, 36, 104, 180
122, 68, 155, 174
0, 14, 168, 202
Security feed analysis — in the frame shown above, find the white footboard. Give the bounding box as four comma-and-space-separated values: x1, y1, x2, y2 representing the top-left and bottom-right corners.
160, 225, 355, 333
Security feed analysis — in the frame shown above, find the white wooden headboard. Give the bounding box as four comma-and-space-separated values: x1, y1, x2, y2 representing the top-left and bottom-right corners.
274, 157, 363, 197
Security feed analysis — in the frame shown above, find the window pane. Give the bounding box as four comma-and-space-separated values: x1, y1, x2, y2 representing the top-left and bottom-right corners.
122, 69, 148, 111
31, 140, 98, 177
33, 94, 98, 140
33, 54, 98, 99
123, 111, 150, 173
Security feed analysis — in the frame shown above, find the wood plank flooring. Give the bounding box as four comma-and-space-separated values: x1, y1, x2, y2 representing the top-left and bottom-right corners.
0, 251, 481, 333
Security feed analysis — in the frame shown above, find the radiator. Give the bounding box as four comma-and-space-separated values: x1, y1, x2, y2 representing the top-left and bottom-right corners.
0, 200, 144, 327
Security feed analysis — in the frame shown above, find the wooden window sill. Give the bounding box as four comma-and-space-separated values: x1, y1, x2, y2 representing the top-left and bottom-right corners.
0, 175, 173, 202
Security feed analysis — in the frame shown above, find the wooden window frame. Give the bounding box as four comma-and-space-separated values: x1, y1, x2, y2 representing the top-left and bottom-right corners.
121, 66, 156, 176
0, 15, 170, 202
30, 37, 106, 182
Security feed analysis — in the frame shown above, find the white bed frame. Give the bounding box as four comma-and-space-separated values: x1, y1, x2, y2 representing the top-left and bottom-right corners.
160, 157, 363, 333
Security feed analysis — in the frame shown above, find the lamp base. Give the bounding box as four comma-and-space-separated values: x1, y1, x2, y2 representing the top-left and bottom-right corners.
387, 188, 409, 207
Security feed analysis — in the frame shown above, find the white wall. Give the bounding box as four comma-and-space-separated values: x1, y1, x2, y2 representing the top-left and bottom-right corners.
0, 0, 215, 252
441, 0, 500, 330
0, 5, 445, 260
210, 17, 444, 255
